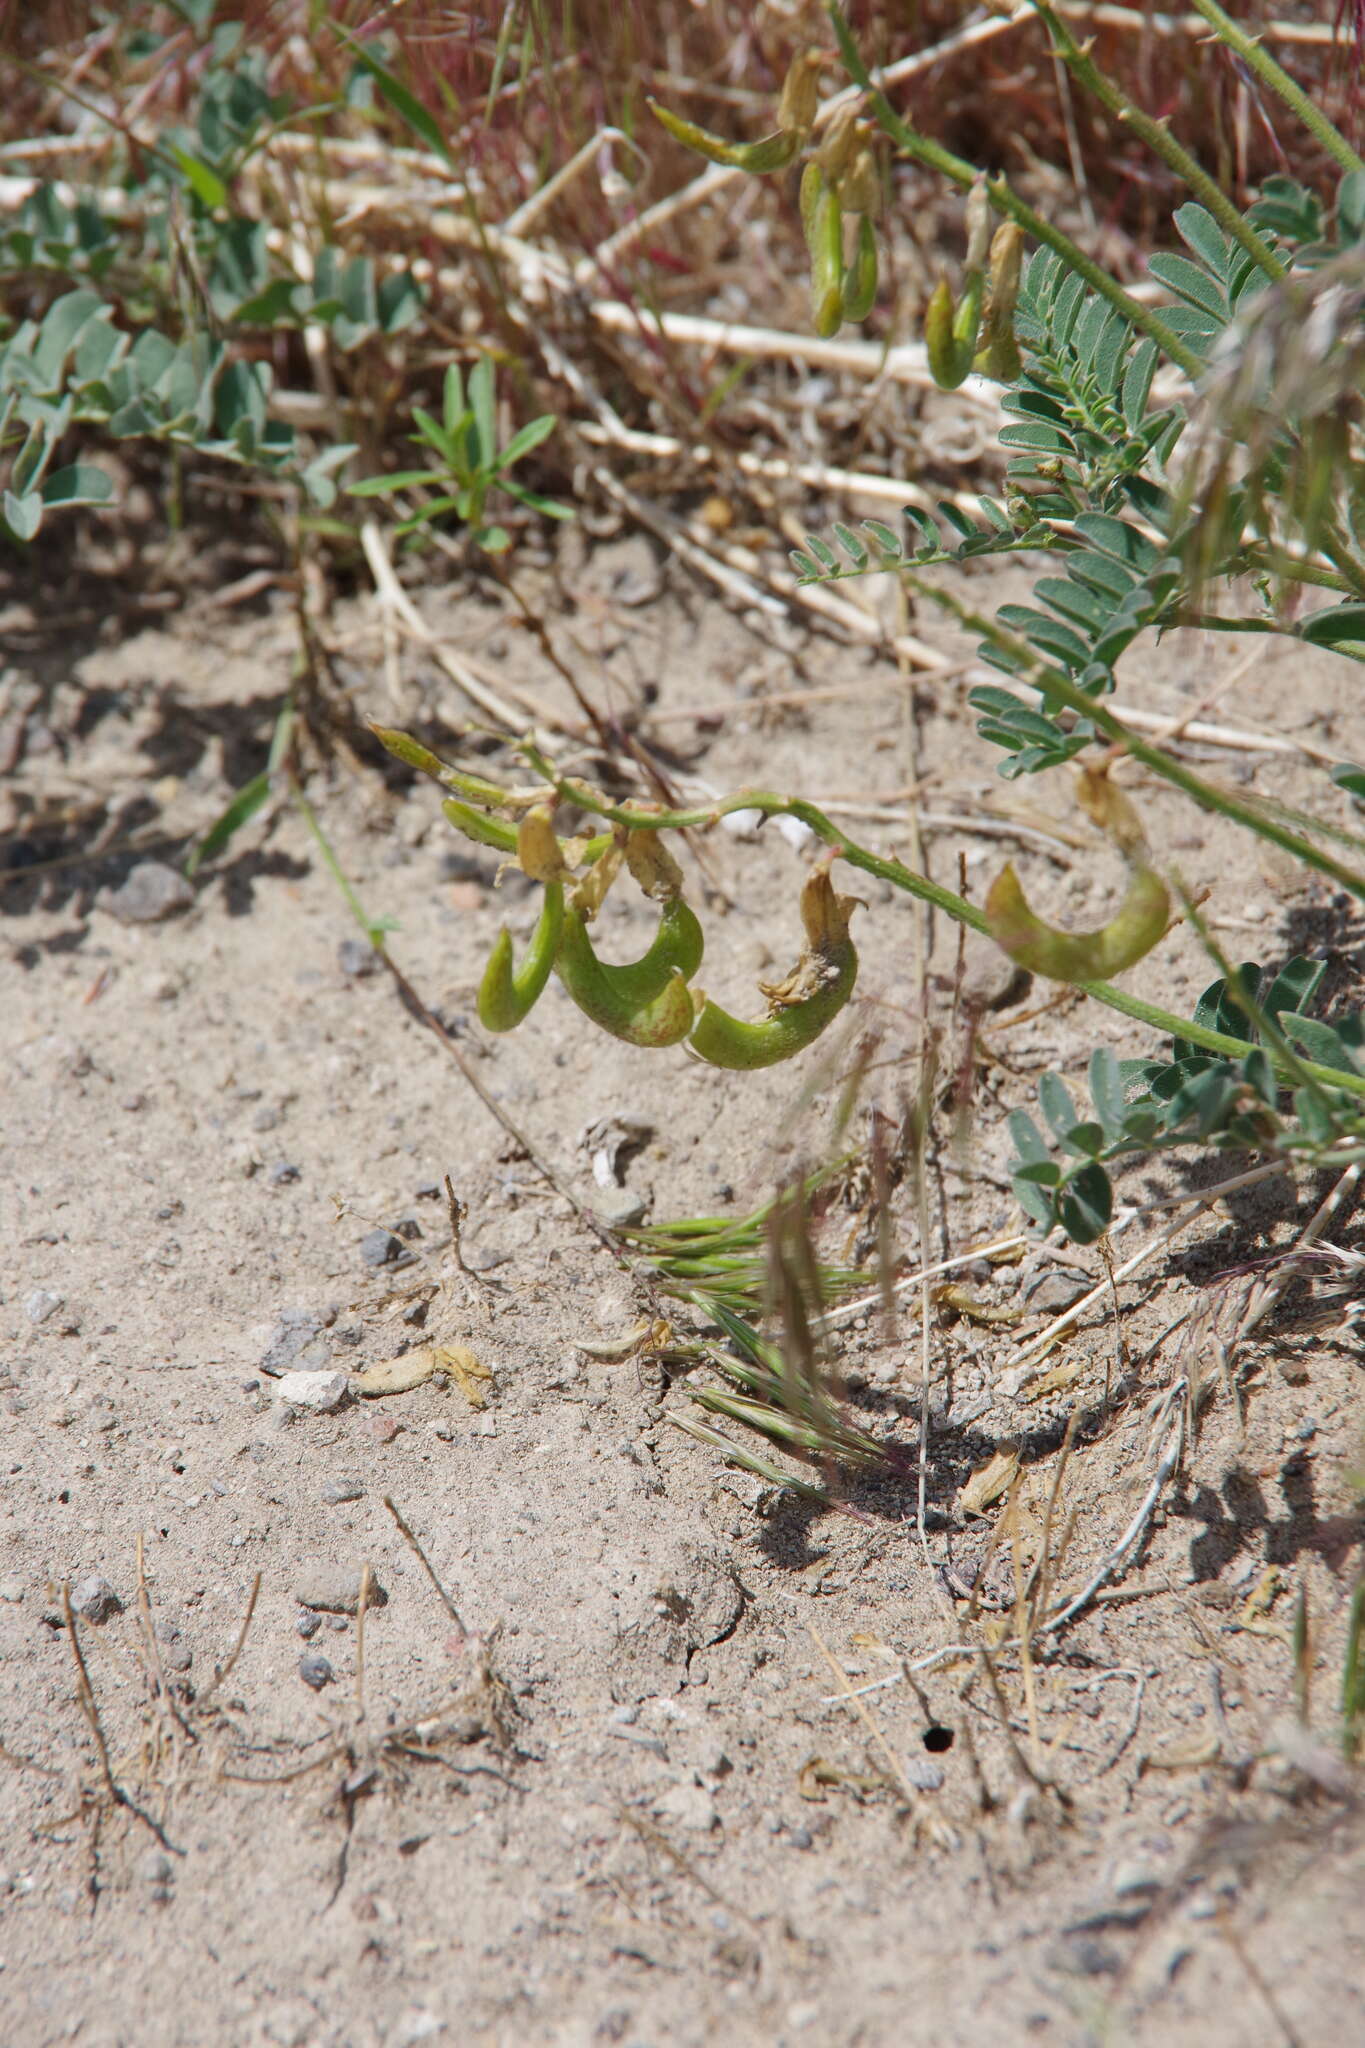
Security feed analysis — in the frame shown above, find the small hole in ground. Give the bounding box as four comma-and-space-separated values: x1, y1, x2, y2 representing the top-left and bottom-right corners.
923, 1724, 954, 1753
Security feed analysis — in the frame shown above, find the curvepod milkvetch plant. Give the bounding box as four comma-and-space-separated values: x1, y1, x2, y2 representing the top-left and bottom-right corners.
371, 725, 862, 1071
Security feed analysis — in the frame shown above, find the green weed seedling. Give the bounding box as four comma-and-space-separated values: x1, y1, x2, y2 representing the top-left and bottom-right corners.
348, 358, 570, 554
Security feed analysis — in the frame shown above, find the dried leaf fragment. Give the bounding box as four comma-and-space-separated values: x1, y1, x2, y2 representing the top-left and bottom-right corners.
957, 1446, 1021, 1520
575, 1318, 671, 1362
353, 1343, 491, 1407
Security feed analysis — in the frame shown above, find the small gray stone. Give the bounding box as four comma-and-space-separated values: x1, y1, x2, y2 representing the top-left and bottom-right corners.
788, 1826, 814, 1851
1047, 1934, 1121, 1978
155, 1622, 192, 1673
24, 1289, 63, 1325
321, 1477, 365, 1505
293, 1572, 387, 1616
593, 1190, 648, 1230
1112, 1860, 1161, 1899
339, 938, 379, 978
296, 1609, 321, 1639
0, 1578, 25, 1603
360, 1228, 403, 1268
252, 1106, 280, 1134
298, 1653, 335, 1691
1024, 1268, 1093, 1315
267, 1161, 301, 1186
72, 1574, 122, 1623
138, 1849, 174, 1887
259, 1315, 331, 1378
97, 861, 194, 925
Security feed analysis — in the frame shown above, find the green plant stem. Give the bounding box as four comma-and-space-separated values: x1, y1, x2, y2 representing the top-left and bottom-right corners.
827, 4, 1205, 380
1188, 0, 1365, 180
1029, 2, 1285, 284
900, 570, 1365, 909
1239, 549, 1355, 596
526, 757, 1365, 1105
290, 778, 389, 948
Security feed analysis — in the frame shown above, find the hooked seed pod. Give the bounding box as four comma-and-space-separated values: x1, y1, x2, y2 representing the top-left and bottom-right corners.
477, 882, 565, 1032
984, 769, 1170, 982
556, 900, 703, 1047
687, 864, 860, 1070
984, 864, 1170, 982
801, 155, 881, 338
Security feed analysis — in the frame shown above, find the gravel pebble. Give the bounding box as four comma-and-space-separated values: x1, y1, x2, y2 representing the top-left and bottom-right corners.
0, 1578, 25, 1603
339, 938, 379, 978
259, 1312, 333, 1378
1024, 1268, 1093, 1315
903, 1757, 946, 1792
274, 1370, 349, 1412
71, 1574, 123, 1623
653, 1783, 718, 1833
321, 1477, 365, 1505
24, 1289, 63, 1325
593, 1190, 648, 1230
360, 1228, 403, 1268
293, 1572, 387, 1616
295, 1610, 321, 1639
97, 861, 194, 924
298, 1653, 335, 1691
267, 1161, 301, 1186
155, 1622, 193, 1673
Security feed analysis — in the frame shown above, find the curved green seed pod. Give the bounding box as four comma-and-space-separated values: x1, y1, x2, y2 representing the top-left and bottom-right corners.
803, 168, 846, 338
648, 98, 801, 173
557, 904, 699, 1046
687, 865, 859, 1070
924, 270, 987, 390
924, 177, 993, 390
984, 862, 1170, 983
477, 882, 565, 1032
442, 796, 518, 854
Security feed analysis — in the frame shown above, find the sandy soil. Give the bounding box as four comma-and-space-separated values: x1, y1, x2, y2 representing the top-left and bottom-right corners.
2, 525, 1364, 2048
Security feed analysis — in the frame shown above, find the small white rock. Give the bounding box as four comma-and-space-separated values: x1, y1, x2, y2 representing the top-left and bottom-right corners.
654, 1782, 718, 1833
274, 1369, 348, 1413
719, 807, 763, 840
773, 813, 815, 853
24, 1290, 62, 1324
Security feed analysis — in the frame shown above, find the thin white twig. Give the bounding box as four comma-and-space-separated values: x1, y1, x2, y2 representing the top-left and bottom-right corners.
819, 1396, 1185, 1705
504, 126, 645, 237
358, 521, 539, 734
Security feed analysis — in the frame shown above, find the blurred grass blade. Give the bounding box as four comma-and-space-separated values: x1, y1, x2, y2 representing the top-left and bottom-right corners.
185, 697, 293, 877
184, 770, 272, 878
339, 32, 453, 165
